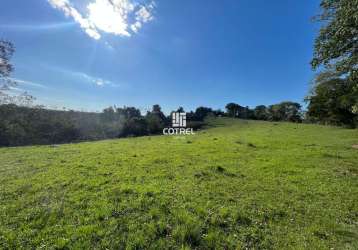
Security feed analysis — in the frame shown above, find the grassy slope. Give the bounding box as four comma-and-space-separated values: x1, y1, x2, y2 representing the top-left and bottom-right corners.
0, 118, 357, 249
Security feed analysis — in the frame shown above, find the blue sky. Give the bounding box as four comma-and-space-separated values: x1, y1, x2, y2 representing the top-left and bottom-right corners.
0, 0, 320, 113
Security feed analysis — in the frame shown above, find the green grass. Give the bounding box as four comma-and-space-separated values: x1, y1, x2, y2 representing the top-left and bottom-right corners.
0, 118, 357, 249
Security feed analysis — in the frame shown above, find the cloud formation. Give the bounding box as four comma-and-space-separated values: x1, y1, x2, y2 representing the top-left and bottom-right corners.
48, 0, 155, 40
75, 72, 115, 86
10, 78, 47, 89
0, 22, 76, 31
40, 64, 119, 88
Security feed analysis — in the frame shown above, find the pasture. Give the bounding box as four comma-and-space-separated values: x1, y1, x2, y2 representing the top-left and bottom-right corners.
0, 118, 357, 249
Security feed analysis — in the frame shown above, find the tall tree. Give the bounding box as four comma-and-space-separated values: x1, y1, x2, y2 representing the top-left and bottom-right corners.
0, 40, 34, 106
254, 105, 269, 120
268, 102, 302, 122
306, 71, 356, 126
145, 104, 167, 134
308, 0, 358, 126
225, 103, 240, 117
311, 0, 358, 79
194, 106, 213, 121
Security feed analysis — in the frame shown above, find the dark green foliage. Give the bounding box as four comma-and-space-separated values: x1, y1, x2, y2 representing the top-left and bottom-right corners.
308, 0, 358, 127
268, 102, 302, 122
306, 74, 357, 127
212, 109, 225, 117
254, 105, 269, 121
194, 107, 214, 121
0, 105, 144, 146
0, 105, 80, 146
311, 0, 358, 77
225, 103, 256, 120
145, 105, 168, 134
187, 121, 206, 130
176, 106, 185, 113
120, 117, 148, 137
0, 103, 211, 146
145, 114, 165, 134
184, 107, 214, 122
116, 106, 141, 120
225, 103, 245, 118
100, 106, 116, 122
0, 100, 306, 147
0, 104, 173, 146
225, 103, 238, 117
225, 102, 302, 122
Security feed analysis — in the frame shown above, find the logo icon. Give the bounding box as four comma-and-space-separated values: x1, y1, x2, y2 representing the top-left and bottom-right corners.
163, 112, 194, 135
172, 112, 186, 127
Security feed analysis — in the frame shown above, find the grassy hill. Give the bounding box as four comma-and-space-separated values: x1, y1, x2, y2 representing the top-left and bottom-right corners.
0, 118, 357, 249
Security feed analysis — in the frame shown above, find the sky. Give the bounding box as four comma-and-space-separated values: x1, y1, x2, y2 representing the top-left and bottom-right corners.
0, 0, 321, 113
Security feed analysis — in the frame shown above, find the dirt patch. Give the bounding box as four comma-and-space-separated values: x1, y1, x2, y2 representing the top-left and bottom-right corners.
352, 145, 358, 149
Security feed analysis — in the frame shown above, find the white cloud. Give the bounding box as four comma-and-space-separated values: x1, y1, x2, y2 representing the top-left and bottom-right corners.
136, 5, 154, 23
73, 72, 118, 87
131, 3, 154, 33
10, 78, 47, 89
8, 86, 24, 92
40, 64, 119, 87
0, 22, 75, 31
130, 21, 141, 33
48, 0, 101, 39
48, 0, 155, 40
95, 78, 105, 86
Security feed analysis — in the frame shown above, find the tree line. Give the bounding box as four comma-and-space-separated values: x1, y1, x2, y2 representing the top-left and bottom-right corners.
0, 0, 356, 146
0, 38, 305, 146
0, 101, 302, 146
225, 102, 302, 122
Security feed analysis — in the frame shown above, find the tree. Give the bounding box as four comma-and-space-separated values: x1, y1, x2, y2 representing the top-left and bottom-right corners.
145, 104, 167, 134
225, 103, 252, 119
225, 103, 239, 117
268, 102, 302, 122
0, 104, 80, 146
268, 104, 284, 121
243, 106, 254, 119
0, 41, 14, 81
282, 102, 302, 122
213, 109, 225, 117
116, 106, 141, 120
254, 105, 269, 120
0, 40, 34, 106
194, 107, 213, 121
176, 106, 185, 113
120, 117, 148, 137
311, 0, 358, 78
306, 72, 356, 126
309, 0, 358, 126
101, 106, 116, 122
150, 104, 167, 121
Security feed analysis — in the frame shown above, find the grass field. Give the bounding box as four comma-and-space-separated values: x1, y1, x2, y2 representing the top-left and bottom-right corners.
0, 118, 357, 249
